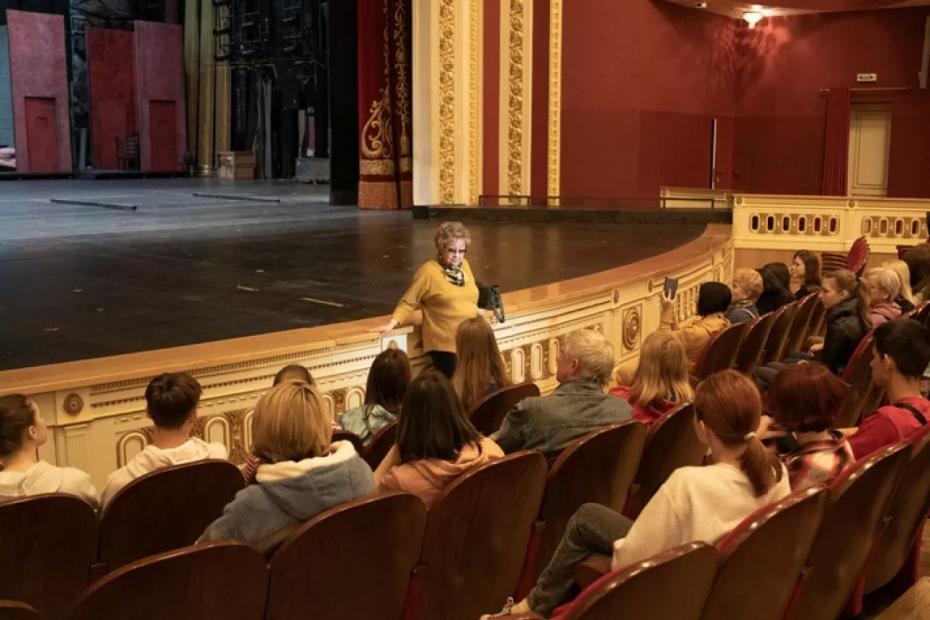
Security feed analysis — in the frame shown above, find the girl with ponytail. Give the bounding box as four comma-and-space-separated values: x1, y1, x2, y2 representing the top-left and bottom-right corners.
481, 370, 790, 620
812, 269, 871, 374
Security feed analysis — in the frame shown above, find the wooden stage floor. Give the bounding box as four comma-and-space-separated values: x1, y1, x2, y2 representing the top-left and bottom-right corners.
0, 179, 704, 370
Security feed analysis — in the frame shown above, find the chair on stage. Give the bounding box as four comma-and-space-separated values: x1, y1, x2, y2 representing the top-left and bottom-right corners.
759, 302, 797, 365
70, 542, 268, 620
700, 486, 828, 620
469, 383, 541, 436
361, 421, 398, 469
783, 293, 820, 355
403, 451, 547, 620
733, 314, 775, 375
692, 321, 749, 381
516, 421, 646, 597
0, 601, 40, 620
624, 403, 704, 519
98, 459, 244, 572
0, 494, 96, 620
266, 492, 425, 620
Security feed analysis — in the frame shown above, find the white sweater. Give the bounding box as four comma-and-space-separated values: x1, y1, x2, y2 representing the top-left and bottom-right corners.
612, 462, 791, 571
0, 460, 99, 509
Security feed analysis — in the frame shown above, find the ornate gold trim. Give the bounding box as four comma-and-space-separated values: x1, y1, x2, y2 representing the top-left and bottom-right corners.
506, 0, 526, 197
547, 0, 562, 200
360, 157, 412, 176
393, 0, 411, 157
468, 0, 481, 205
438, 0, 456, 204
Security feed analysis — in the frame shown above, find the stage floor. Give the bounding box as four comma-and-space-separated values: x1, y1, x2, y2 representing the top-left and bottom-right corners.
0, 179, 704, 370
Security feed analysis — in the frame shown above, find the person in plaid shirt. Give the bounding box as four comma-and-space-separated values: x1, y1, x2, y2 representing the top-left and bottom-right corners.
763, 362, 854, 490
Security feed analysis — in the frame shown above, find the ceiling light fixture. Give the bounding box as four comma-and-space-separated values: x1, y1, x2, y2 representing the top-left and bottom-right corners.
742, 10, 764, 28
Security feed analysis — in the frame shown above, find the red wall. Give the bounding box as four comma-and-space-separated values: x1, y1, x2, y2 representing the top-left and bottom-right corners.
134, 21, 186, 172
7, 10, 71, 173
87, 28, 136, 170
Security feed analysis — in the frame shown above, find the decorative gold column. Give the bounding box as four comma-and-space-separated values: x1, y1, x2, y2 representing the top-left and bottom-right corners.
499, 0, 533, 198
183, 0, 200, 154
547, 0, 562, 200
437, 0, 456, 204
197, 0, 216, 173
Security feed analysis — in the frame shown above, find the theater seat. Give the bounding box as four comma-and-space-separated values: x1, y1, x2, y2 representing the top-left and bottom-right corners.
266, 492, 425, 620
516, 421, 647, 596
0, 494, 96, 620
760, 302, 797, 365
0, 601, 40, 620
361, 420, 398, 469
783, 293, 820, 355
700, 486, 828, 620
469, 382, 541, 436
404, 450, 547, 620
834, 330, 880, 428
552, 543, 717, 620
733, 314, 775, 374
70, 542, 268, 620
98, 459, 244, 572
692, 321, 749, 380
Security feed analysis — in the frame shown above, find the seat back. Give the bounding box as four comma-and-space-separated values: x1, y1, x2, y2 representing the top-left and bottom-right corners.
0, 601, 40, 620
820, 251, 848, 275
331, 429, 365, 454
692, 321, 749, 380
71, 542, 268, 620
469, 382, 540, 436
562, 543, 717, 620
628, 403, 704, 517
847, 236, 870, 275
361, 420, 398, 469
760, 302, 797, 365
0, 494, 96, 620
806, 298, 827, 340
534, 421, 646, 577
784, 293, 820, 354
98, 459, 244, 571
733, 314, 775, 374
700, 486, 829, 620
267, 492, 425, 620
787, 443, 912, 620
416, 451, 547, 620
840, 329, 874, 384
865, 425, 930, 592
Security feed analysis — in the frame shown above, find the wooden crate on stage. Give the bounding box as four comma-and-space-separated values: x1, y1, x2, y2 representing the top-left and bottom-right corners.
218, 151, 255, 180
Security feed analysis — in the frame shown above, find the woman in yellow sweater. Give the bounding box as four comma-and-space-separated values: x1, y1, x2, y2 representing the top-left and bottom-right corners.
378, 222, 481, 377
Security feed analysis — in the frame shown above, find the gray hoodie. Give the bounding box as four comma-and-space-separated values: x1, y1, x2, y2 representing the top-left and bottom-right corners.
0, 461, 99, 509
198, 441, 374, 552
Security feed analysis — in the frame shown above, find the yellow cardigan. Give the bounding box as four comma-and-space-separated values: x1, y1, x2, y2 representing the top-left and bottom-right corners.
391, 259, 480, 354
659, 309, 730, 372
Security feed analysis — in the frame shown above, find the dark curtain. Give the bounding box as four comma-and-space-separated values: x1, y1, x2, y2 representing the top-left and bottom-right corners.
821, 87, 850, 196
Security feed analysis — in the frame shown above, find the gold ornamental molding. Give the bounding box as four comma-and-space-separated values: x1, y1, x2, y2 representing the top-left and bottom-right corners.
547, 0, 563, 200
505, 0, 526, 197
437, 0, 456, 204
468, 0, 481, 205
360, 157, 412, 176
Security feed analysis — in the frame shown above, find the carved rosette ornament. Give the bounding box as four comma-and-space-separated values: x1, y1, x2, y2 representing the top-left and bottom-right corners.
623, 308, 641, 351
63, 392, 85, 416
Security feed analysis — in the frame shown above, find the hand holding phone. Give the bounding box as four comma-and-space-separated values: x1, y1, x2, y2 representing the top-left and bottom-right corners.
663, 276, 679, 301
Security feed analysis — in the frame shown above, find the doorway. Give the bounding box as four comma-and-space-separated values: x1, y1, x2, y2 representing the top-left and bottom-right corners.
847, 103, 892, 197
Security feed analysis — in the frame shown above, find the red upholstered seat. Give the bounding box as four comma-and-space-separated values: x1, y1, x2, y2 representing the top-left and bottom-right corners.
469, 382, 541, 436
692, 321, 749, 380
71, 542, 268, 620
625, 403, 704, 518
806, 298, 827, 340
783, 293, 821, 355
700, 486, 829, 620
404, 450, 547, 620
846, 236, 870, 275
733, 314, 775, 374
0, 601, 40, 620
760, 302, 797, 365
266, 492, 425, 620
98, 459, 244, 573
834, 330, 882, 428
0, 494, 96, 620
516, 421, 647, 597
361, 420, 397, 469
784, 443, 912, 620
553, 543, 717, 620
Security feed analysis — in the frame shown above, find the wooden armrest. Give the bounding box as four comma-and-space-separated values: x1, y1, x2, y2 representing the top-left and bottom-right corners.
574, 554, 612, 590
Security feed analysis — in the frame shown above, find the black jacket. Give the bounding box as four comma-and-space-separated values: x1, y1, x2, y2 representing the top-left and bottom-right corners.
757, 287, 795, 315
818, 297, 868, 375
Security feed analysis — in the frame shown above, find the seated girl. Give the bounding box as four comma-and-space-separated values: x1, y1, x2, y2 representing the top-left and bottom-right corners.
762, 363, 854, 491
791, 250, 823, 300
200, 380, 373, 552
658, 281, 731, 372
610, 332, 693, 425
374, 369, 503, 508
483, 371, 790, 619
756, 263, 795, 315
452, 317, 512, 412
339, 348, 410, 446
0, 395, 99, 508
882, 259, 916, 313
864, 267, 902, 326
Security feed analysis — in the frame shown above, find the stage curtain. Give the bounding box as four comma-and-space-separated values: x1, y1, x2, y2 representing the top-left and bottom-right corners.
822, 87, 850, 196
357, 0, 413, 209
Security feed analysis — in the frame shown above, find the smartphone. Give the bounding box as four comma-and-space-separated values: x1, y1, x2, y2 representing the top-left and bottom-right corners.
663, 276, 679, 300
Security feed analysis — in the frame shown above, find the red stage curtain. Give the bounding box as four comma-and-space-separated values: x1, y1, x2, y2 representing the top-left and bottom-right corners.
822, 88, 850, 196
357, 0, 413, 209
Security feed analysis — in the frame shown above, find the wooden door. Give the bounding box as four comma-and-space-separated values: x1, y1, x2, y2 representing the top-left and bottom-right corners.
24, 96, 58, 172
847, 104, 892, 197
149, 99, 177, 171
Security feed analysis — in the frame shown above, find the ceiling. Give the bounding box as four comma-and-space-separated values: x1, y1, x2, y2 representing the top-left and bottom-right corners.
661, 0, 930, 18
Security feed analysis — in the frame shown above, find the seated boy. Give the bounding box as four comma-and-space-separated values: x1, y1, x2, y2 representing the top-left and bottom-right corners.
101, 372, 228, 506
847, 319, 930, 459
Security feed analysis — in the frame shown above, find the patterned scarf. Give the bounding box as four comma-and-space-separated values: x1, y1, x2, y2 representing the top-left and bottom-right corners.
442, 265, 465, 286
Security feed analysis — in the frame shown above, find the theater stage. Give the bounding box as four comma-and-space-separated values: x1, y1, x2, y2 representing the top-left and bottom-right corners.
0, 179, 705, 370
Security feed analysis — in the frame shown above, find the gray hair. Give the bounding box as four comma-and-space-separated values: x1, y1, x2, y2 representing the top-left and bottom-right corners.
563, 329, 615, 386
434, 221, 471, 252
865, 267, 901, 302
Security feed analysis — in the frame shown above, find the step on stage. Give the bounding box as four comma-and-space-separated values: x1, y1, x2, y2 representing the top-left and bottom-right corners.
0, 179, 706, 370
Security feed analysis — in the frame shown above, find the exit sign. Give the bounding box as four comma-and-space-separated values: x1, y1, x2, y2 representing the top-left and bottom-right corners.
857, 73, 878, 83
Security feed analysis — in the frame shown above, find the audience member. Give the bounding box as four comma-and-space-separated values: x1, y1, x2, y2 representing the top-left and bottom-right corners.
762, 364, 853, 490
492, 329, 631, 459
200, 380, 373, 552
451, 317, 512, 412
726, 268, 763, 324
273, 364, 314, 386
756, 263, 795, 315
610, 332, 693, 425
0, 395, 99, 507
102, 373, 226, 506
374, 369, 503, 508
339, 348, 410, 446
903, 243, 930, 302
659, 281, 731, 371
791, 250, 822, 300
864, 267, 902, 326
483, 371, 789, 619
882, 259, 916, 313
847, 319, 930, 459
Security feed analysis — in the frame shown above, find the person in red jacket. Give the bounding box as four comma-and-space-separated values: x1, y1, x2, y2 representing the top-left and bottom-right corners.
848, 319, 930, 459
